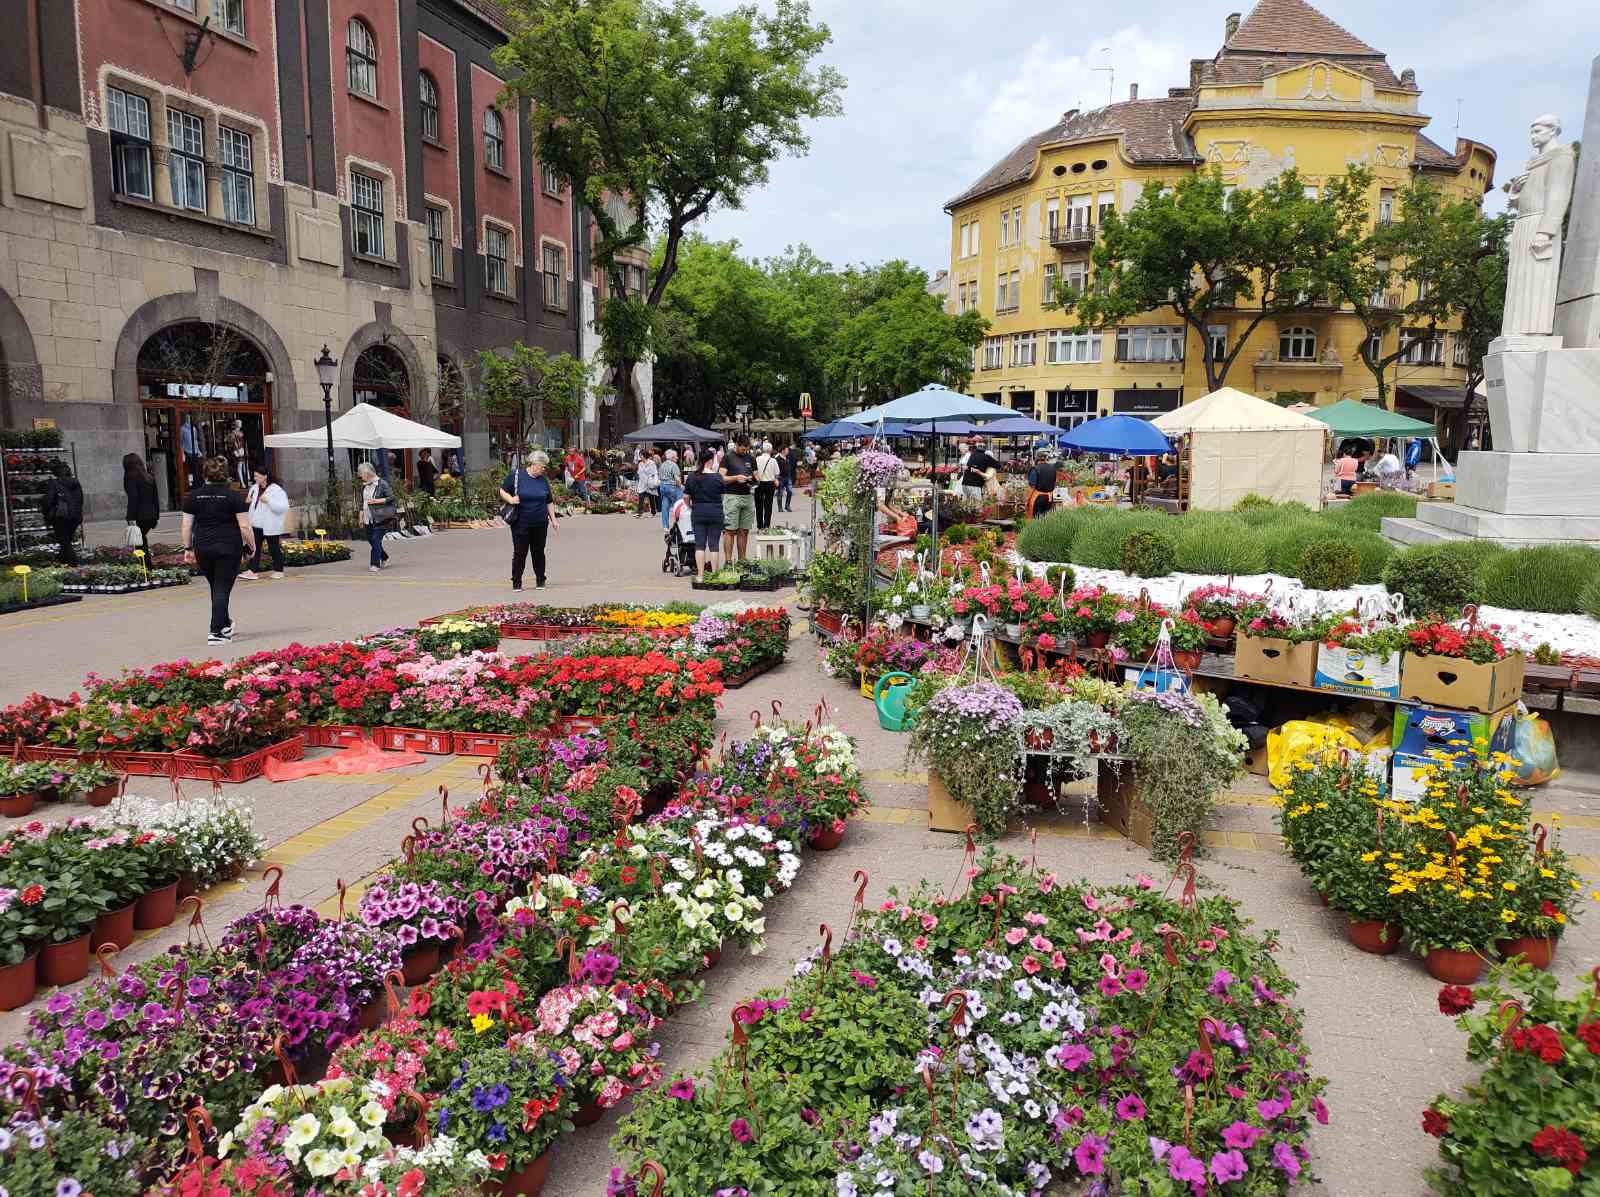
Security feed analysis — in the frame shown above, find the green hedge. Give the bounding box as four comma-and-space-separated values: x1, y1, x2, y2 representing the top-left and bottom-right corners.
1322, 491, 1419, 531
1381, 543, 1493, 618
1478, 545, 1600, 614
1173, 514, 1269, 575
1016, 507, 1096, 563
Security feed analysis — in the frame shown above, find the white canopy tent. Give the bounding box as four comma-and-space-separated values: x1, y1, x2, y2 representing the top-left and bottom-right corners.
263, 403, 461, 451
1150, 387, 1326, 510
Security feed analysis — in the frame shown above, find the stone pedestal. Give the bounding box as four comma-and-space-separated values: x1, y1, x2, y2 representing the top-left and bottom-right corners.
1482, 346, 1600, 452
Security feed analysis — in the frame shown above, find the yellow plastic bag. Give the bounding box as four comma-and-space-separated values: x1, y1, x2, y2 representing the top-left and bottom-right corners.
1267, 720, 1363, 790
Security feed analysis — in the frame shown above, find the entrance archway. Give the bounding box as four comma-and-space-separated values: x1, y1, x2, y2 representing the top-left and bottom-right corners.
136, 322, 273, 506
352, 344, 412, 481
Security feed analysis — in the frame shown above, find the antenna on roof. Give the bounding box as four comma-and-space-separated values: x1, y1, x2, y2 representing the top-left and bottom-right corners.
1093, 47, 1114, 108
1455, 98, 1462, 137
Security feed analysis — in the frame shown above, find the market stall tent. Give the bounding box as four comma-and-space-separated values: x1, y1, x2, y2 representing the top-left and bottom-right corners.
262, 402, 461, 450
1150, 387, 1326, 510
1307, 399, 1437, 438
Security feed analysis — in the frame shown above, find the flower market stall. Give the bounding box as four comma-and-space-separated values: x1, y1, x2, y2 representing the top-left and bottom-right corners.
1150, 387, 1327, 511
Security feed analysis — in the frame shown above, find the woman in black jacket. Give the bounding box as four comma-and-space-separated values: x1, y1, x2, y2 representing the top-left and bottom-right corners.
123, 453, 160, 560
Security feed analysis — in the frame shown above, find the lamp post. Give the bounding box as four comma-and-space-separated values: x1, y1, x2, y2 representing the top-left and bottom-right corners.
314, 345, 339, 511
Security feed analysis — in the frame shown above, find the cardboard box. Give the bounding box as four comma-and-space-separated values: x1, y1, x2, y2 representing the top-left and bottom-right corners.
1314, 646, 1402, 699
927, 770, 975, 834
1096, 761, 1153, 849
1392, 705, 1516, 757
1235, 634, 1318, 688
1245, 743, 1270, 776
1427, 481, 1456, 501
1400, 653, 1525, 714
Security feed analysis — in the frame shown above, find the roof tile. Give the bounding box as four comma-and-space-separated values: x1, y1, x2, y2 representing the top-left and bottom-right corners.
1226, 0, 1381, 56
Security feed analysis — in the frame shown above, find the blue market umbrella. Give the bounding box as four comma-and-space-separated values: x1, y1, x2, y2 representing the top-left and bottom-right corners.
851, 384, 1016, 426
802, 419, 872, 442
1057, 414, 1172, 456
901, 419, 982, 436
983, 415, 1061, 437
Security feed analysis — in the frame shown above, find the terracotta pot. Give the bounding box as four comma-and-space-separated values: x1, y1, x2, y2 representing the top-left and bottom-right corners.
358, 996, 386, 1031
1210, 616, 1236, 640
572, 1100, 605, 1127
1024, 778, 1055, 809
1315, 888, 1330, 908
84, 782, 118, 807
385, 1120, 419, 1150
0, 952, 38, 1011
810, 824, 845, 851
90, 902, 136, 951
1423, 948, 1485, 985
1024, 727, 1055, 751
1085, 631, 1110, 649
39, 933, 91, 987
1497, 936, 1556, 970
701, 945, 723, 972
1172, 649, 1203, 672
134, 881, 179, 930
482, 1152, 551, 1197
0, 792, 38, 818
402, 943, 442, 986
1346, 919, 1402, 955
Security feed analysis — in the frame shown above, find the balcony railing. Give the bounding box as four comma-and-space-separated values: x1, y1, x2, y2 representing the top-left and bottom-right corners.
1047, 222, 1096, 249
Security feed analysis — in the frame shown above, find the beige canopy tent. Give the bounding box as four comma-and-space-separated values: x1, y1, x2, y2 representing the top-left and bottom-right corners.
1150, 387, 1327, 510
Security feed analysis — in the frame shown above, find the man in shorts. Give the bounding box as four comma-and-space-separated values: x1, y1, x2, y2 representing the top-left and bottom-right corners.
720, 434, 757, 561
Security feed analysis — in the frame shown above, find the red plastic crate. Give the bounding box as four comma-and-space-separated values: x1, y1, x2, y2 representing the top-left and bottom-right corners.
376, 727, 453, 754
451, 731, 513, 757
173, 735, 307, 783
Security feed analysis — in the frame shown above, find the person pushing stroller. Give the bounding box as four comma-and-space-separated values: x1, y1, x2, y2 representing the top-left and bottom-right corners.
662, 491, 697, 576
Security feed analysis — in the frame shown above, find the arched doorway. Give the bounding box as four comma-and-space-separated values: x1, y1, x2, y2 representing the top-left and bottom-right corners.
436, 354, 465, 475
352, 344, 412, 482
137, 322, 272, 506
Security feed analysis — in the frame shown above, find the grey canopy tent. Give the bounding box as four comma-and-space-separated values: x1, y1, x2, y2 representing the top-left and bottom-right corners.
621, 419, 722, 444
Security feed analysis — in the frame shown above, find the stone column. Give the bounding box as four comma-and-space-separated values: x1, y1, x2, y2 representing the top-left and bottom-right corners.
1555, 54, 1600, 349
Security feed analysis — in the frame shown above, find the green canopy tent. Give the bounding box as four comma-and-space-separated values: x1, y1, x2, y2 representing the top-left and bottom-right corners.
1307, 399, 1450, 491
1307, 399, 1437, 438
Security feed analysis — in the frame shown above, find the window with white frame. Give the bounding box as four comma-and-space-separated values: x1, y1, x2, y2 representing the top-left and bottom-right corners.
1116, 326, 1184, 363
1206, 324, 1227, 364
1278, 325, 1316, 361
1067, 193, 1091, 230
107, 87, 153, 200
1042, 263, 1057, 304
1370, 258, 1391, 307
1303, 184, 1319, 200
425, 205, 448, 280
1000, 208, 1010, 247
347, 18, 378, 97
483, 109, 505, 170
542, 242, 566, 310
1453, 333, 1471, 367
971, 220, 979, 256
1378, 188, 1395, 224
1061, 261, 1086, 296
351, 170, 386, 257
217, 0, 244, 34
1098, 191, 1115, 224
1045, 198, 1060, 236
1400, 328, 1443, 365
1366, 330, 1384, 364
1011, 333, 1037, 367
1013, 206, 1022, 241
541, 163, 560, 195
419, 72, 440, 141
484, 225, 510, 295
166, 0, 195, 11
981, 337, 1003, 370
960, 222, 971, 259
1046, 330, 1101, 364
218, 126, 255, 225
166, 109, 206, 212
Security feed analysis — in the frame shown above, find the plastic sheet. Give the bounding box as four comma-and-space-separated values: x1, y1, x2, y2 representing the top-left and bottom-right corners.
1266, 719, 1362, 789
262, 736, 429, 782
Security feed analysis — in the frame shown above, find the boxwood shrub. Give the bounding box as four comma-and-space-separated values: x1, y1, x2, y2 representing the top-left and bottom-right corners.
1380, 543, 1487, 618
1297, 540, 1361, 590
1120, 528, 1177, 577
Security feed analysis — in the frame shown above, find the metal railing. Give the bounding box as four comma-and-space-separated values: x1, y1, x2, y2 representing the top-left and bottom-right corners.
1047, 222, 1095, 249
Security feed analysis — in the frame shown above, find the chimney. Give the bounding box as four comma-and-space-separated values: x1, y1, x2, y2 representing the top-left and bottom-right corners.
1399, 67, 1416, 89
1224, 11, 1241, 40
1129, 82, 1139, 101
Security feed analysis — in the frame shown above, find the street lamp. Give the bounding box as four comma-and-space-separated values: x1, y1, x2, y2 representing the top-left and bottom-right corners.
314, 344, 339, 510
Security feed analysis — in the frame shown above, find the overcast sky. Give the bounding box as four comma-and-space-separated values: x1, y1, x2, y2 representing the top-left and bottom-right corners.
696, 0, 1599, 276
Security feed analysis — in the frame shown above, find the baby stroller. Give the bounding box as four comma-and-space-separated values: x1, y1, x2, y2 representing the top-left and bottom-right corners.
662, 521, 697, 576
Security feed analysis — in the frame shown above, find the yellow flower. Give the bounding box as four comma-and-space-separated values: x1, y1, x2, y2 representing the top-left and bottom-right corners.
1360, 851, 1380, 863
1554, 912, 1566, 924
1501, 881, 1517, 893
1540, 868, 1556, 879
1500, 909, 1518, 923
471, 1013, 494, 1034
1458, 888, 1476, 900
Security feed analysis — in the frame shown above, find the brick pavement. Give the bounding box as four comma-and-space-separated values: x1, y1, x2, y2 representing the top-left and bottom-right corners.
2, 511, 1596, 1196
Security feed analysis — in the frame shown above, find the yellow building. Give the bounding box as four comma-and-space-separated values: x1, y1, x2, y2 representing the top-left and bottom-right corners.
944, 0, 1496, 428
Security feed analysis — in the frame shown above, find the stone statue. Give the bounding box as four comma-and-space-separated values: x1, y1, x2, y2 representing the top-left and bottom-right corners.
1501, 114, 1576, 338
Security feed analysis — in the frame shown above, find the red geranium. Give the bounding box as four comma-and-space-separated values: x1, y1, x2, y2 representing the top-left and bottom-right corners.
1421, 1108, 1450, 1137
1531, 1125, 1588, 1174
1437, 985, 1475, 1016
1508, 1024, 1565, 1064
1576, 1021, 1600, 1055
18, 884, 43, 905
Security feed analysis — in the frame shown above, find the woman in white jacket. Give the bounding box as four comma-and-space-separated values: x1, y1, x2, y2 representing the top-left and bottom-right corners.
240, 464, 291, 579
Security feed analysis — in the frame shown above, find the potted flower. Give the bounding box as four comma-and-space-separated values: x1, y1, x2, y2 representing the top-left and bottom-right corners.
358, 875, 467, 983
83, 826, 149, 951
128, 828, 184, 930
0, 1111, 140, 1197
1181, 583, 1267, 643
212, 1075, 393, 1185
27, 859, 114, 985
1323, 828, 1406, 955
1116, 688, 1246, 860
1497, 830, 1587, 969
906, 681, 1024, 836
1063, 586, 1126, 648
1400, 616, 1526, 713
434, 1038, 570, 1195
1113, 604, 1207, 670
0, 880, 45, 1009
0, 760, 54, 818
533, 981, 662, 1124
105, 793, 265, 893
64, 759, 119, 806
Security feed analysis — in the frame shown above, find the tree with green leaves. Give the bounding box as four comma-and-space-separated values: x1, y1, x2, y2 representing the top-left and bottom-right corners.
1054, 168, 1341, 391
828, 262, 988, 405
1320, 168, 1509, 415
474, 343, 592, 453
496, 0, 844, 433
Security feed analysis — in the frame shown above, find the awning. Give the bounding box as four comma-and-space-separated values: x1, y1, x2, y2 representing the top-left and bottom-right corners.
1396, 384, 1484, 412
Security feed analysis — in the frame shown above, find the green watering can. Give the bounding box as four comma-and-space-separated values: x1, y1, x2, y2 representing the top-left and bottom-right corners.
874, 671, 917, 732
